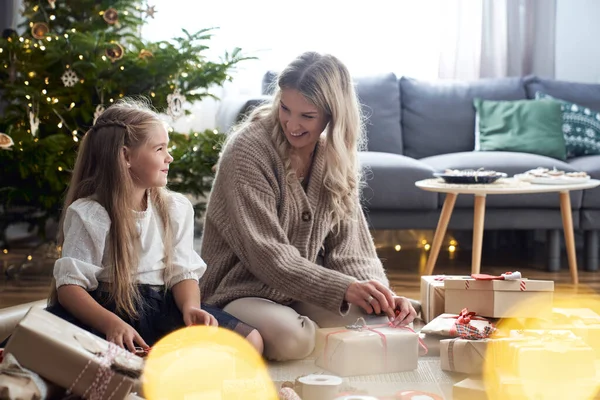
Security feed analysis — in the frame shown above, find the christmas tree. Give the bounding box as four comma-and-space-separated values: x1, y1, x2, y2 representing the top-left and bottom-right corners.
0, 0, 252, 242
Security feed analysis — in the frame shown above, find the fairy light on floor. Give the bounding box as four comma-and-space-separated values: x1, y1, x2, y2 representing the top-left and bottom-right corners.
143, 325, 278, 399
482, 293, 600, 399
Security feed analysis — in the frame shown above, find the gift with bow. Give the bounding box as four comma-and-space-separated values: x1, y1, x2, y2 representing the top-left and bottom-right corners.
444, 273, 554, 318
5, 308, 143, 400
421, 308, 496, 338
314, 318, 424, 377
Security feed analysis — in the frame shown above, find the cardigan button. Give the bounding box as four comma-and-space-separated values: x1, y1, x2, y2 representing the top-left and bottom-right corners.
301, 211, 311, 222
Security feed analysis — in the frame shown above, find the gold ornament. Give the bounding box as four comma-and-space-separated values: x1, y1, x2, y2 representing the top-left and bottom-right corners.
0, 133, 14, 150
31, 22, 49, 40
105, 43, 124, 62
48, 0, 56, 9
138, 49, 153, 59
103, 8, 119, 25
145, 5, 156, 18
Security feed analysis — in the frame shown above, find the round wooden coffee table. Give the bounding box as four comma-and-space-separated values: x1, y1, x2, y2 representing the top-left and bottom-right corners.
415, 178, 600, 284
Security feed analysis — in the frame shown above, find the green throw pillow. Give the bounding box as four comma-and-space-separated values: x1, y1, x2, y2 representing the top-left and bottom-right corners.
474, 98, 566, 160
535, 91, 600, 158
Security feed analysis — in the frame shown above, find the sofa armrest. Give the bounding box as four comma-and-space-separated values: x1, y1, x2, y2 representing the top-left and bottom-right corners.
215, 95, 273, 133
0, 299, 47, 344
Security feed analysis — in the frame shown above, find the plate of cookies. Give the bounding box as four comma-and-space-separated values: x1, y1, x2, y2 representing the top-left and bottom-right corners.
515, 167, 591, 185
434, 168, 507, 184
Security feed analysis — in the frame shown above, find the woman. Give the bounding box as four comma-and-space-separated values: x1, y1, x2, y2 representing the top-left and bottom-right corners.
200, 51, 416, 361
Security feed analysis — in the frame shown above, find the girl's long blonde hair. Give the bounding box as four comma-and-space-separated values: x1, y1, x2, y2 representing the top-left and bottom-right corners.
236, 52, 366, 228
50, 98, 173, 320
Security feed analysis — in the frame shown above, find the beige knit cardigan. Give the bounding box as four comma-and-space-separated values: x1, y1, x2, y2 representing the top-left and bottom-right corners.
199, 120, 389, 315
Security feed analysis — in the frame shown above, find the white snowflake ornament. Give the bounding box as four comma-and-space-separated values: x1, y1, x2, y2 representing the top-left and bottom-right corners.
61, 70, 78, 87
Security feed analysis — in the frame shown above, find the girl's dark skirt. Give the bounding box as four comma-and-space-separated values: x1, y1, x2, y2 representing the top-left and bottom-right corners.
1, 285, 255, 348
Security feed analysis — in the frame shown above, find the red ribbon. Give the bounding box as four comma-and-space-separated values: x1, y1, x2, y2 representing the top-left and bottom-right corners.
445, 308, 495, 338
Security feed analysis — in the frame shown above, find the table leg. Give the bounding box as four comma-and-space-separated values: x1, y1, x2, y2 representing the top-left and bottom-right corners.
472, 194, 487, 275
560, 191, 579, 284
425, 193, 457, 276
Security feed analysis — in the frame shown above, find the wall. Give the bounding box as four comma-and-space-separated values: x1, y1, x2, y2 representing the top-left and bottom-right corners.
555, 0, 600, 83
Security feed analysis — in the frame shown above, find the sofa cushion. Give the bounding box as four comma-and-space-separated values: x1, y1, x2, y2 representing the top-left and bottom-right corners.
525, 76, 600, 112
400, 77, 527, 159
568, 155, 600, 210
474, 98, 566, 160
359, 151, 438, 210
535, 92, 600, 158
420, 151, 582, 209
262, 71, 403, 154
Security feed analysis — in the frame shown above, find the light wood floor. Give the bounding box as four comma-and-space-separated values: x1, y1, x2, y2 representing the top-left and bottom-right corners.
2, 231, 600, 309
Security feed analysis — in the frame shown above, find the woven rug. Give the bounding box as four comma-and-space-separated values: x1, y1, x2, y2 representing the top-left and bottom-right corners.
267, 356, 464, 399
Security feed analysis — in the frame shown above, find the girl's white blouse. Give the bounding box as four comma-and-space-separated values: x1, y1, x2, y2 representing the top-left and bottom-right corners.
53, 192, 206, 290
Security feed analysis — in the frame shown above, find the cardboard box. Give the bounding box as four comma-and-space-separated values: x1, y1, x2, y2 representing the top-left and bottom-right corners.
444, 279, 554, 318
548, 308, 600, 357
440, 338, 490, 374
314, 324, 419, 376
420, 275, 470, 323
5, 308, 143, 400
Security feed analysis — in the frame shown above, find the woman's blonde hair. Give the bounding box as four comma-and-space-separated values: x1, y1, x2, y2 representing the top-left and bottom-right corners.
238, 51, 366, 228
49, 97, 174, 320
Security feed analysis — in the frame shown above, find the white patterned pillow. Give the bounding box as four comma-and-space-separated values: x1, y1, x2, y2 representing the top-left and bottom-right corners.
536, 91, 600, 158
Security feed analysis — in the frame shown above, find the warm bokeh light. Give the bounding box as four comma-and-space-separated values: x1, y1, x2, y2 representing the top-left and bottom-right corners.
482, 294, 600, 399
143, 326, 278, 400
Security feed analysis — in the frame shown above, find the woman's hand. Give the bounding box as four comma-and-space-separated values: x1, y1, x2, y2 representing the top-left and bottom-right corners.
104, 316, 148, 353
390, 296, 417, 327
344, 280, 396, 318
182, 306, 219, 327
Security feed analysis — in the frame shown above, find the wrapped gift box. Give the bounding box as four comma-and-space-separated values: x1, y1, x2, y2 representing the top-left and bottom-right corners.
314, 322, 419, 376
453, 378, 489, 400
420, 311, 495, 338
546, 308, 600, 357
5, 308, 143, 400
444, 278, 554, 318
420, 275, 470, 323
440, 338, 490, 374
493, 330, 596, 381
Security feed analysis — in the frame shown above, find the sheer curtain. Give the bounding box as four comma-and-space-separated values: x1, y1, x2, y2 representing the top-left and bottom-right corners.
143, 0, 449, 131
439, 0, 556, 79
143, 0, 555, 131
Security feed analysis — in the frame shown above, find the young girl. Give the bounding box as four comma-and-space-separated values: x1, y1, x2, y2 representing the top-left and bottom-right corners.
44, 98, 263, 354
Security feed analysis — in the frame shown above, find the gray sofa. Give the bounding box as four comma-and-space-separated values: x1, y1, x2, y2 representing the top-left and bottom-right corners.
216, 73, 600, 271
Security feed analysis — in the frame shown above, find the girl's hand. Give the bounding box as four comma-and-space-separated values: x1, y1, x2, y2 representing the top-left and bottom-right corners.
182, 306, 219, 327
104, 317, 148, 353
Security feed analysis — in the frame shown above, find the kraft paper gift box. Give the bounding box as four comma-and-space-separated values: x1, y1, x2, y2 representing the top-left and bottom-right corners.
420, 310, 495, 338
440, 338, 491, 374
5, 307, 143, 400
420, 275, 470, 323
453, 378, 489, 400
545, 307, 600, 357
314, 321, 419, 376
444, 278, 554, 318
493, 330, 596, 381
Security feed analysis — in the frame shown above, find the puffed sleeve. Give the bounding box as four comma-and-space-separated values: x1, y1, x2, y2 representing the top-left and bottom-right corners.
165, 192, 207, 288
53, 199, 110, 290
